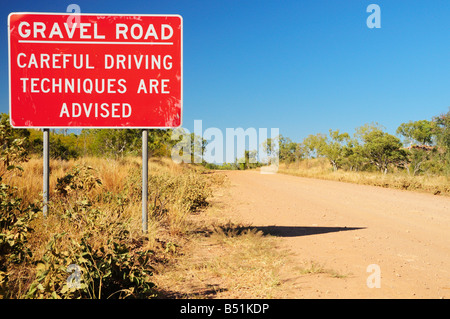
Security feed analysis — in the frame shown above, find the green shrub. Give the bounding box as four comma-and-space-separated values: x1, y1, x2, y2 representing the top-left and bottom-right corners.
24, 165, 156, 299
54, 165, 102, 197
26, 229, 156, 299
0, 178, 39, 298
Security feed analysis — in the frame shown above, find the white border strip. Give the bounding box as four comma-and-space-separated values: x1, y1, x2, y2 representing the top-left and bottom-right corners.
18, 40, 173, 45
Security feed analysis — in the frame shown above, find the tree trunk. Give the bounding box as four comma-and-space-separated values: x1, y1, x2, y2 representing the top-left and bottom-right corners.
331, 160, 338, 171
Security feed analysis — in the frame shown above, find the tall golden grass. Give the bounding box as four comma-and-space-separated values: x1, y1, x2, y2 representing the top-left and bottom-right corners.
278, 158, 450, 196
2, 155, 221, 298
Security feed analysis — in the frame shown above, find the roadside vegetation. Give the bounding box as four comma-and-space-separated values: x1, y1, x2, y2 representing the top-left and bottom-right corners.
0, 113, 222, 299
266, 109, 450, 196
0, 112, 289, 299
1, 108, 449, 299
0, 156, 218, 298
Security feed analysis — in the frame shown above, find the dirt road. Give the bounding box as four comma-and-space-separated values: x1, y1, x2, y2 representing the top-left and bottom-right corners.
216, 170, 450, 298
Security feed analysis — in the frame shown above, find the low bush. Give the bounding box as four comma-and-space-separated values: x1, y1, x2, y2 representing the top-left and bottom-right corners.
1, 156, 216, 299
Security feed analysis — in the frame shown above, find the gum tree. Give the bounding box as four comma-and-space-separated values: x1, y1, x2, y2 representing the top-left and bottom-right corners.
320, 130, 350, 171
357, 124, 408, 174
396, 120, 434, 146
396, 120, 435, 175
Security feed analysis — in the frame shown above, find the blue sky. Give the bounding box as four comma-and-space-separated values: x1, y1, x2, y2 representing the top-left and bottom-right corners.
2, 0, 449, 145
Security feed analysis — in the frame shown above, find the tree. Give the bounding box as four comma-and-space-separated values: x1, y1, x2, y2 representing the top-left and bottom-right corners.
396, 120, 434, 146
49, 134, 80, 160
301, 133, 327, 159
266, 135, 302, 166
342, 138, 365, 171
432, 109, 450, 152
170, 128, 207, 164
280, 136, 299, 164
318, 130, 350, 171
85, 129, 141, 158
406, 147, 432, 175
396, 120, 437, 175
237, 150, 260, 170
300, 130, 350, 171
356, 124, 408, 174
147, 129, 176, 158
432, 109, 450, 173
261, 137, 279, 165
0, 114, 29, 175
189, 132, 207, 164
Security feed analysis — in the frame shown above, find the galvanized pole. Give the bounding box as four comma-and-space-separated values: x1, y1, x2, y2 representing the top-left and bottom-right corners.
142, 129, 148, 234
43, 128, 49, 217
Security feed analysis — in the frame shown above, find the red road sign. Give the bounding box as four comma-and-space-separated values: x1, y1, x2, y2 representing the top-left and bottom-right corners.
8, 13, 182, 128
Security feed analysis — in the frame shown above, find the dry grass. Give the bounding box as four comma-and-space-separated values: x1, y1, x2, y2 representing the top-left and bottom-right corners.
296, 260, 348, 279
5, 155, 291, 299
153, 220, 287, 299
2, 155, 220, 298
278, 158, 450, 196
4, 156, 356, 299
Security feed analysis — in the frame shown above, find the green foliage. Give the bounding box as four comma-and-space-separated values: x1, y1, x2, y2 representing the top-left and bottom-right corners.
203, 162, 241, 170
393, 111, 450, 176
22, 129, 82, 160
26, 166, 156, 299
26, 229, 155, 299
55, 165, 102, 197
50, 134, 81, 160
277, 135, 301, 165
0, 112, 219, 299
83, 128, 178, 159
262, 135, 304, 168
0, 114, 29, 175
406, 148, 431, 176
84, 129, 141, 158
26, 129, 44, 154
317, 130, 350, 171
236, 150, 263, 170
432, 109, 450, 172
170, 129, 207, 164
149, 129, 179, 158
0, 113, 185, 161
0, 180, 39, 296
267, 111, 449, 177
433, 110, 450, 150
0, 117, 39, 298
356, 124, 408, 174
396, 120, 434, 146
302, 133, 327, 159
293, 124, 410, 174
341, 139, 366, 171
261, 136, 276, 162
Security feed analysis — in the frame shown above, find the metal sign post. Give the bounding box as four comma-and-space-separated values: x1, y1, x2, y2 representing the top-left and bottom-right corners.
43, 128, 49, 217
8, 13, 183, 129
8, 13, 183, 233
142, 129, 148, 234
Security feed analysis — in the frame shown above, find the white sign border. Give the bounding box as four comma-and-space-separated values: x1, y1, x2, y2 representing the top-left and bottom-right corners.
8, 12, 183, 129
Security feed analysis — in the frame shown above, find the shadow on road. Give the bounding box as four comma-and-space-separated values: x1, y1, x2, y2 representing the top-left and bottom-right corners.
252, 225, 366, 238
207, 224, 366, 238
